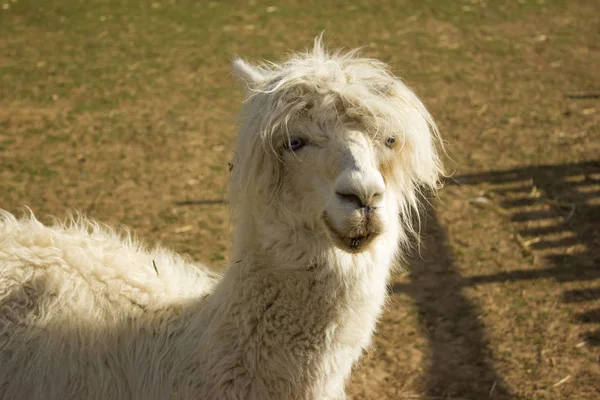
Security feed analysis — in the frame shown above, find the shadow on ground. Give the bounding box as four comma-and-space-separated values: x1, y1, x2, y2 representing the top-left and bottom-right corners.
392, 160, 599, 397
393, 207, 513, 398
454, 161, 600, 347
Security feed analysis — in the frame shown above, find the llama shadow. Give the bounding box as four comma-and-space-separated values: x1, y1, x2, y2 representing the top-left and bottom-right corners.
393, 208, 513, 399
451, 161, 600, 347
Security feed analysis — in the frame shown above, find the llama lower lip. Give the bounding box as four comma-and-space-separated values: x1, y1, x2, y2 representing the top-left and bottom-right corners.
322, 213, 379, 253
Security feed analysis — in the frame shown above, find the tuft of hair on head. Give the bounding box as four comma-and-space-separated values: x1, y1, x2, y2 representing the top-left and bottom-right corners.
232, 58, 267, 88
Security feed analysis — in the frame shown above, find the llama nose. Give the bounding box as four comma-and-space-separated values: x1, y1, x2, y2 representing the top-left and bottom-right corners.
335, 170, 385, 210
335, 191, 383, 209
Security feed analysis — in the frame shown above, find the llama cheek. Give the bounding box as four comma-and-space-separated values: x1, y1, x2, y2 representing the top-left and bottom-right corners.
282, 181, 320, 218
291, 174, 330, 210
323, 208, 346, 232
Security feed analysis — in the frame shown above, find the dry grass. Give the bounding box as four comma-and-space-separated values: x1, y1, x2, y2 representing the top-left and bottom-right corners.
1, 0, 599, 398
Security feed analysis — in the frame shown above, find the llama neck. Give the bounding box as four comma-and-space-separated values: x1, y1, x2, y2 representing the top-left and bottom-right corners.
199, 212, 398, 399
231, 206, 353, 270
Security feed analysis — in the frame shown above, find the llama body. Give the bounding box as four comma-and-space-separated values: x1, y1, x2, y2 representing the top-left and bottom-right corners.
0, 38, 442, 400
0, 214, 218, 399
0, 214, 393, 400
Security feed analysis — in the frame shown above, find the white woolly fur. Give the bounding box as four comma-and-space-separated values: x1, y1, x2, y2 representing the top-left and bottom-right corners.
0, 37, 443, 400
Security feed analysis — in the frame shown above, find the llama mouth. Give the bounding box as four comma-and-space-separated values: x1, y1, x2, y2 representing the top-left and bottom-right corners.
322, 213, 382, 253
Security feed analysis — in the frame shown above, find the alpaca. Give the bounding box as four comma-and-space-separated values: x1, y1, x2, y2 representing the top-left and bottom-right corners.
0, 38, 443, 400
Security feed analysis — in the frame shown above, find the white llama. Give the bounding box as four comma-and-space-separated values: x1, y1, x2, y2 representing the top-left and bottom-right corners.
0, 38, 443, 400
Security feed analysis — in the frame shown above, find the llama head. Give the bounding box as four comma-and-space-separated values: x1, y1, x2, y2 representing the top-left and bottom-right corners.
230, 38, 443, 255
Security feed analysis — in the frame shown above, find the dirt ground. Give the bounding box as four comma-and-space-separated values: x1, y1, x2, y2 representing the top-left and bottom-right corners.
1, 0, 599, 399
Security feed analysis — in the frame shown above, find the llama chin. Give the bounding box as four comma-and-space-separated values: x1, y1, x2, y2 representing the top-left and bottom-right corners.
0, 37, 443, 400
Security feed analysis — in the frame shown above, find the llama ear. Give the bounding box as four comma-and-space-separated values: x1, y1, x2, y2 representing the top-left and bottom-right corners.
232, 59, 266, 87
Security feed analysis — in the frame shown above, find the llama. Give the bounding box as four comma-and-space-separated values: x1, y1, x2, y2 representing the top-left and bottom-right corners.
0, 38, 443, 400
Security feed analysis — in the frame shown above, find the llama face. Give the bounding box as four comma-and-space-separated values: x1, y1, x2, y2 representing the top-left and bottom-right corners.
278, 115, 396, 253
231, 40, 443, 254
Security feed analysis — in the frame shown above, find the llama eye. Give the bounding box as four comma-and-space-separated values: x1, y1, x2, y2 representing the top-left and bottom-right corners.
286, 137, 306, 151
384, 136, 397, 148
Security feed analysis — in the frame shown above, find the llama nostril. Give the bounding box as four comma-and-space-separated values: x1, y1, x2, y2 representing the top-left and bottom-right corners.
370, 191, 384, 206
336, 190, 384, 210
336, 192, 364, 209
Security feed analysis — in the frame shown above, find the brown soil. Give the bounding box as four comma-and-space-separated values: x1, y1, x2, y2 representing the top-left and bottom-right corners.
1, 0, 598, 398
